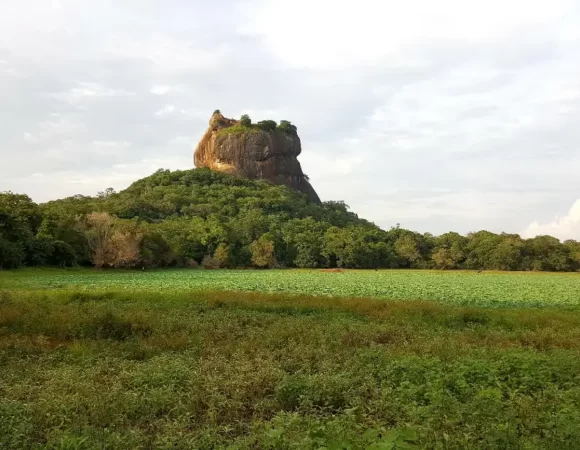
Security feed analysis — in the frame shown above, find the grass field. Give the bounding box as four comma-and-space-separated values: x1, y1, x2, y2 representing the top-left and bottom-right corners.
2, 268, 580, 308
2, 269, 580, 449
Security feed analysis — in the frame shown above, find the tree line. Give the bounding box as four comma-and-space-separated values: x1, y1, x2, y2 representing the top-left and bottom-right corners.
1, 168, 579, 271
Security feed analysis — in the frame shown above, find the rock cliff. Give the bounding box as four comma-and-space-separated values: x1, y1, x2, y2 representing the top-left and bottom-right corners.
194, 112, 321, 203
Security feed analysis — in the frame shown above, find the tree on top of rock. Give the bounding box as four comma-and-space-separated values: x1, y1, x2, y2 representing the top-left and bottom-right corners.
240, 114, 252, 127
278, 120, 297, 135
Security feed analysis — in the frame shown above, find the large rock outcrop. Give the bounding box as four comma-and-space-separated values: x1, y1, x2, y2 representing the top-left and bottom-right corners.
194, 112, 321, 203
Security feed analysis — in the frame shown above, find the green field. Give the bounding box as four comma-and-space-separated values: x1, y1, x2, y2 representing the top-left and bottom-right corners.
3, 268, 580, 308
2, 269, 580, 449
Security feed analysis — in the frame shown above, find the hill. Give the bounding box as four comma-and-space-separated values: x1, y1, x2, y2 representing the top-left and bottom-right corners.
1, 168, 579, 271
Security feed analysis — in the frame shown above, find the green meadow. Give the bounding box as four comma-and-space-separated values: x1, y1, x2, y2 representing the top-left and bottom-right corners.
3, 268, 580, 308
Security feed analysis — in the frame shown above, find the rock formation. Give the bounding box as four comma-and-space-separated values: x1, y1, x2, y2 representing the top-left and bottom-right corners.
194, 112, 321, 203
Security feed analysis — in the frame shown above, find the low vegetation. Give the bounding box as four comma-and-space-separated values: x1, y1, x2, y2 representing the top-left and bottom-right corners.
216, 116, 299, 137
1, 285, 580, 449
3, 268, 580, 309
1, 169, 579, 271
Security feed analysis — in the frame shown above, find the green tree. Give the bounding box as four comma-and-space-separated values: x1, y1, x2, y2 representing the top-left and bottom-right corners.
277, 120, 297, 135
432, 232, 466, 269
257, 120, 277, 131
240, 114, 252, 127
525, 235, 572, 271
213, 243, 230, 268
250, 236, 276, 268
395, 234, 421, 268
49, 241, 77, 267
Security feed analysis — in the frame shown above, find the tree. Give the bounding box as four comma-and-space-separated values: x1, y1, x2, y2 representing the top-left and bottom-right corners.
395, 234, 421, 267
257, 120, 277, 131
432, 248, 458, 270
250, 236, 276, 268
0, 192, 41, 268
564, 240, 580, 271
0, 238, 24, 269
432, 232, 466, 269
84, 212, 114, 268
0, 192, 42, 232
25, 236, 55, 266
49, 241, 77, 267
201, 254, 221, 269
525, 235, 572, 271
282, 217, 328, 268
108, 230, 141, 268
139, 232, 173, 267
240, 114, 252, 127
97, 187, 116, 199
2, 167, 577, 272
277, 120, 297, 135
213, 243, 230, 268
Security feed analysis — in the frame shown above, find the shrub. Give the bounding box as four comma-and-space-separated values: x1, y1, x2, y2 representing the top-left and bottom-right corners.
250, 236, 277, 268
202, 254, 221, 269
49, 241, 77, 267
217, 124, 261, 137
0, 238, 24, 269
240, 114, 252, 127
257, 120, 277, 132
213, 243, 230, 268
277, 120, 297, 135
88, 312, 134, 341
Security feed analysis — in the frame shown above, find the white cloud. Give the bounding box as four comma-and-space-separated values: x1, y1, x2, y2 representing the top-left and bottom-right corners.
522, 199, 580, 241
150, 85, 171, 95
155, 105, 177, 117
243, 0, 574, 68
23, 132, 39, 143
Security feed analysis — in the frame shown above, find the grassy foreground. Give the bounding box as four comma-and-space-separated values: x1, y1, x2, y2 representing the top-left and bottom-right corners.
2, 288, 580, 449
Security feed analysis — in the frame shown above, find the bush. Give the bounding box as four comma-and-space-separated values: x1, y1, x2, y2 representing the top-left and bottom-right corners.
213, 109, 221, 115
240, 114, 251, 127
277, 120, 297, 135
0, 239, 24, 269
257, 120, 277, 132
49, 241, 77, 267
84, 312, 147, 341
250, 236, 277, 268
217, 124, 261, 137
202, 255, 221, 269
213, 243, 230, 268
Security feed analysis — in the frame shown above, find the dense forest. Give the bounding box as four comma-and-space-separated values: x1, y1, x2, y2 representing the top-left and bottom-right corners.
1, 168, 579, 271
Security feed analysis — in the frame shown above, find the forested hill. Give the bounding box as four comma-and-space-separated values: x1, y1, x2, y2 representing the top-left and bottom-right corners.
1, 168, 579, 271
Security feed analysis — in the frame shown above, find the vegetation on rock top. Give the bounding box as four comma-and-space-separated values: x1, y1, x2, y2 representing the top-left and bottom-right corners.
216, 114, 299, 137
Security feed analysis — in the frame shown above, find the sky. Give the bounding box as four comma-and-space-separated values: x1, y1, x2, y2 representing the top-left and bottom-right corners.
1, 0, 580, 239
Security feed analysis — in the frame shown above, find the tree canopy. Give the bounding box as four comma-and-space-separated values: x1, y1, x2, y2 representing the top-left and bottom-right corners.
1, 169, 578, 271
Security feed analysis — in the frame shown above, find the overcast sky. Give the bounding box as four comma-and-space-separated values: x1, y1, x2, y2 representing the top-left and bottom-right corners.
1, 0, 580, 239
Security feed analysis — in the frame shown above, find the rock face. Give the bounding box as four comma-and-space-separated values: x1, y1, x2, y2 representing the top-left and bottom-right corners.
194, 112, 321, 203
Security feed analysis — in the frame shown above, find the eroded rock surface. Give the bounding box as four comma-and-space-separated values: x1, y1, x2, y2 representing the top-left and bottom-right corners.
194, 112, 320, 203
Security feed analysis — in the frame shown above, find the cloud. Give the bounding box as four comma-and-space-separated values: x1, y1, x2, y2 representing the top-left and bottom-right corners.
155, 105, 177, 117
1, 0, 580, 237
522, 200, 580, 241
150, 85, 171, 95
243, 0, 575, 69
